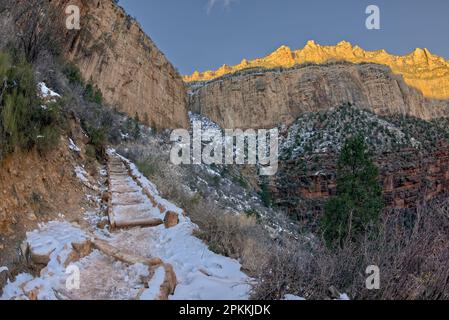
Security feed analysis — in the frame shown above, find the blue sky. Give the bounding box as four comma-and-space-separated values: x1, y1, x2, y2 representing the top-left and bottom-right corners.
119, 0, 449, 75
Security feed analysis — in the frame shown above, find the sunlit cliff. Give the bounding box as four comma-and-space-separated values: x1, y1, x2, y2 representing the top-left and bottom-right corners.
184, 41, 449, 100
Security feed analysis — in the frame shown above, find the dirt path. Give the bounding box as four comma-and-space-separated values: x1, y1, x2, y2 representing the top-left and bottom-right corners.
0, 150, 250, 300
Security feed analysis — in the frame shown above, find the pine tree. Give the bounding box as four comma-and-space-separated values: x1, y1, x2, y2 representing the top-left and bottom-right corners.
321, 135, 383, 248
133, 112, 141, 139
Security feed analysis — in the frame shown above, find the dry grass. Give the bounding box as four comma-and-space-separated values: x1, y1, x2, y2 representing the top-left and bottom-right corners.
252, 198, 449, 300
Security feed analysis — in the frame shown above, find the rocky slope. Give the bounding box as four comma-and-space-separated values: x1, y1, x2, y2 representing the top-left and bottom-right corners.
271, 105, 449, 220
185, 41, 449, 100
0, 115, 103, 294
188, 61, 449, 129
52, 0, 188, 129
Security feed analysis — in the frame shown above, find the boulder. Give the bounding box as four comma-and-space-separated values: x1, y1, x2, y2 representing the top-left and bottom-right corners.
164, 211, 179, 228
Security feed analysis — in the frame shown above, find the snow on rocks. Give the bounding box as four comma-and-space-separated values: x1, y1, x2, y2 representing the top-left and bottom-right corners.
1, 273, 34, 300
38, 82, 60, 99
1, 221, 91, 300
139, 266, 166, 300
74, 166, 89, 184
0, 221, 167, 300
339, 293, 350, 300
26, 221, 88, 266
74, 165, 99, 191
68, 138, 81, 153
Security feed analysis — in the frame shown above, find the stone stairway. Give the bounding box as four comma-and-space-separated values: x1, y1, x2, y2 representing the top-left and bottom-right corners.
1, 152, 249, 300
107, 156, 165, 229
4, 154, 179, 300
107, 154, 180, 230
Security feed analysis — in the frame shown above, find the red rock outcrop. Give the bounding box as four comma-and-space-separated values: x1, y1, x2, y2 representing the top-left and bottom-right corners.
272, 141, 449, 218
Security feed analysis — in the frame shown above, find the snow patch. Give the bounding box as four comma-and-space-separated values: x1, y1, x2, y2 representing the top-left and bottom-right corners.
38, 82, 60, 99
139, 266, 165, 300
1, 222, 88, 300
284, 294, 306, 301
68, 138, 81, 153
74, 166, 89, 184
339, 293, 350, 300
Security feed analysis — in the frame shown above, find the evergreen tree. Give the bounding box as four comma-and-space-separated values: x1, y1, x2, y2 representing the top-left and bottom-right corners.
133, 112, 141, 139
321, 135, 383, 248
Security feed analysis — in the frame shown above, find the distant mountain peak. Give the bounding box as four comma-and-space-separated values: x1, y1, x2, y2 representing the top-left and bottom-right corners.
184, 41, 449, 100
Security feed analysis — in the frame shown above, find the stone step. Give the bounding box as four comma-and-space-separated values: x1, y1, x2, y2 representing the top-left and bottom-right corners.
110, 185, 141, 194
111, 192, 148, 206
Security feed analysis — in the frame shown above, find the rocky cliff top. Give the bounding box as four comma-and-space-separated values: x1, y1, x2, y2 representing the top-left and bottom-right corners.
184, 41, 449, 100
188, 61, 449, 129
53, 0, 189, 129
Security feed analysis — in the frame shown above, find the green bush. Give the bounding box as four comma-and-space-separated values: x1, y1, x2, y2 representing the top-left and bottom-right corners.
84, 83, 103, 104
63, 64, 105, 106
0, 51, 62, 160
232, 175, 249, 189
260, 181, 272, 207
83, 124, 107, 160
133, 112, 141, 139
63, 63, 83, 85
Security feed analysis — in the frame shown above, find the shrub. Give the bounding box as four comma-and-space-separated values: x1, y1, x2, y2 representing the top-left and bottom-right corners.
0, 51, 62, 160
260, 181, 272, 207
84, 83, 103, 104
232, 174, 248, 189
133, 113, 141, 139
11, 0, 64, 62
63, 63, 83, 86
85, 144, 97, 160
83, 124, 106, 160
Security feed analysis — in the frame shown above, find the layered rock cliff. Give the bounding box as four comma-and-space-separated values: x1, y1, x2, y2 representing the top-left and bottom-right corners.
185, 41, 449, 101
188, 61, 449, 129
273, 142, 449, 220
53, 0, 189, 129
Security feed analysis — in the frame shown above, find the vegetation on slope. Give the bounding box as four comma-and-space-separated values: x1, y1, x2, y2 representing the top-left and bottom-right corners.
0, 51, 63, 161
281, 103, 449, 160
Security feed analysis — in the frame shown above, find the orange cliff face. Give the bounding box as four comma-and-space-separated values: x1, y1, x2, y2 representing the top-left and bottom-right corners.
184, 41, 449, 100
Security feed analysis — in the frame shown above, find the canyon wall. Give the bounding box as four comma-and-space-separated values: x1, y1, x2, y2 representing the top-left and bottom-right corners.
185, 41, 449, 101
272, 142, 449, 219
189, 62, 449, 129
53, 0, 189, 129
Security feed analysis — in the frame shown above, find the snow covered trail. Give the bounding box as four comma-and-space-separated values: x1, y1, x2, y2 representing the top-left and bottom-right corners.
1, 151, 250, 300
